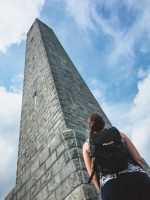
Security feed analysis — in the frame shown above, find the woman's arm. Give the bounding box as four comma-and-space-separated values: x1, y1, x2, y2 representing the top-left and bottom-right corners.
120, 132, 145, 169
83, 142, 100, 190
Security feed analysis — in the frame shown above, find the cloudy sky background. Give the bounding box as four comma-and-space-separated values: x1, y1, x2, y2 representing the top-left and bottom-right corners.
0, 0, 150, 199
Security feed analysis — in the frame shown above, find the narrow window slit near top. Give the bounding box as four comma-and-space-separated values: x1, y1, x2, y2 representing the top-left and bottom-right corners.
33, 91, 37, 110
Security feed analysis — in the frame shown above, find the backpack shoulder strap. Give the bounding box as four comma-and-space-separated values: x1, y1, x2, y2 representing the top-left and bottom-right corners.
88, 158, 96, 183
88, 168, 96, 184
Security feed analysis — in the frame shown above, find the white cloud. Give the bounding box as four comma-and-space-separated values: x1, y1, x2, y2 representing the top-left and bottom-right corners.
129, 73, 150, 161
131, 117, 150, 162
0, 86, 22, 200
0, 0, 45, 53
130, 74, 150, 121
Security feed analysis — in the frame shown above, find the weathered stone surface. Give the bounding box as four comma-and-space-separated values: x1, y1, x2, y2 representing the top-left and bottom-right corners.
31, 157, 40, 175
48, 134, 62, 153
40, 167, 53, 188
48, 173, 61, 195
30, 179, 41, 199
56, 178, 73, 200
46, 192, 56, 200
36, 185, 48, 200
26, 175, 36, 193
16, 186, 26, 200
22, 168, 31, 185
5, 193, 16, 200
12, 181, 22, 196
56, 142, 65, 157
64, 184, 98, 200
52, 153, 67, 177
5, 190, 13, 200
35, 163, 46, 180
46, 151, 57, 170
39, 148, 50, 165
23, 192, 30, 200
70, 171, 84, 189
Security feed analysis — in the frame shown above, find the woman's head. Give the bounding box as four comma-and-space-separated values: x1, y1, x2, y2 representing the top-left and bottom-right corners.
88, 113, 105, 134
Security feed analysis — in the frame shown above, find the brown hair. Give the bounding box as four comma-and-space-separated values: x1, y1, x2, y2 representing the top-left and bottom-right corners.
88, 113, 105, 134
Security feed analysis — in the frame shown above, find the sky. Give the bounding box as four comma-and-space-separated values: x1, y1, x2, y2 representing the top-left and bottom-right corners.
0, 0, 150, 199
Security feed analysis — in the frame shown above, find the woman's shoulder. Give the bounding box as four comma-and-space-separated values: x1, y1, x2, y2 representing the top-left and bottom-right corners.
83, 138, 89, 146
120, 132, 134, 144
83, 139, 90, 152
120, 132, 128, 141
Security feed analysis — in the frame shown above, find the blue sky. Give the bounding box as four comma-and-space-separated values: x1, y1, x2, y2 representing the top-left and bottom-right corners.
0, 0, 150, 199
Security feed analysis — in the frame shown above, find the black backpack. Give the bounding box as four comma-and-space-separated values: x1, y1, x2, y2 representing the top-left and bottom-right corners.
88, 127, 129, 183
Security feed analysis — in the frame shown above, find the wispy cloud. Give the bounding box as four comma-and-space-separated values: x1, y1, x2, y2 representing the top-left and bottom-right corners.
10, 73, 24, 93
88, 78, 107, 103
65, 0, 94, 30
137, 67, 150, 79
64, 0, 150, 66
0, 0, 45, 53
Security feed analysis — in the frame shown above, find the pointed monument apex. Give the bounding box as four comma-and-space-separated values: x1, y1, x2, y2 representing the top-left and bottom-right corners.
5, 20, 111, 200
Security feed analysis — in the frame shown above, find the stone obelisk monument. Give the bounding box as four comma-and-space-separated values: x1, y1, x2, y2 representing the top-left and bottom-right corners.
5, 19, 112, 200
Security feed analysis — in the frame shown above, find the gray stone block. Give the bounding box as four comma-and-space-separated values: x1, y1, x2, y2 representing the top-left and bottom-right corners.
47, 173, 61, 195
16, 186, 26, 200
24, 192, 31, 200
26, 175, 36, 193
65, 184, 98, 200
52, 154, 67, 177
39, 148, 50, 165
46, 151, 57, 170
56, 143, 65, 157
46, 192, 56, 200
5, 194, 16, 200
5, 190, 13, 200
70, 171, 83, 189
56, 178, 72, 200
22, 169, 31, 185
60, 161, 74, 181
48, 134, 62, 153
30, 179, 41, 199
13, 182, 22, 196
65, 138, 76, 149
36, 185, 48, 200
62, 130, 74, 140
35, 163, 46, 180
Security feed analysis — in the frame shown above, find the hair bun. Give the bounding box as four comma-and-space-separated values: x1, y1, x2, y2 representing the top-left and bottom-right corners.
88, 113, 105, 134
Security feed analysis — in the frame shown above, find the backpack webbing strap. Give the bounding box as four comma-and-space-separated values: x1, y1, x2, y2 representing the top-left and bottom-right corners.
88, 160, 97, 184
88, 168, 95, 184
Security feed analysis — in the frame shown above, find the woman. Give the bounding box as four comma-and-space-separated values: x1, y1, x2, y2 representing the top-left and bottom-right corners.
83, 113, 150, 200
